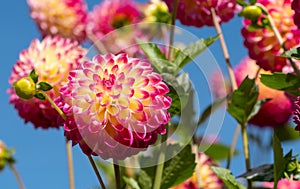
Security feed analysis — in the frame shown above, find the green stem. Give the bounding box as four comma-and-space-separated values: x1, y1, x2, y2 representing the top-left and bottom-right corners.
226, 124, 241, 169
167, 0, 178, 60
88, 156, 107, 189
241, 124, 252, 189
9, 164, 25, 189
42, 91, 66, 120
113, 161, 121, 189
152, 133, 168, 189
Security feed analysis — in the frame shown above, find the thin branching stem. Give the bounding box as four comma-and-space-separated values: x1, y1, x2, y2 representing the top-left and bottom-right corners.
9, 164, 25, 189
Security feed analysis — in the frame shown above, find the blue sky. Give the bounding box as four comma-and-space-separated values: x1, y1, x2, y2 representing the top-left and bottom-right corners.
0, 0, 299, 189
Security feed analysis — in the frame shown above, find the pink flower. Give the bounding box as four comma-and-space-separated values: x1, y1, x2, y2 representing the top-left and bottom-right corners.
87, 0, 141, 38
163, 0, 239, 27
234, 57, 293, 127
8, 36, 87, 129
263, 178, 300, 189
293, 96, 300, 133
58, 53, 171, 159
241, 0, 300, 72
292, 0, 300, 29
27, 0, 88, 42
171, 153, 223, 189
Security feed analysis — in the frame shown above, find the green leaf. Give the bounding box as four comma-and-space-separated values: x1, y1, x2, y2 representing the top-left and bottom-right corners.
236, 0, 248, 6
123, 177, 141, 189
281, 47, 300, 60
163, 73, 191, 117
173, 36, 219, 69
29, 69, 38, 83
273, 130, 285, 188
227, 77, 259, 126
37, 82, 53, 91
198, 95, 229, 125
160, 145, 196, 189
34, 92, 45, 100
250, 0, 257, 5
204, 143, 238, 161
138, 170, 153, 189
260, 72, 300, 96
211, 166, 246, 189
247, 98, 271, 121
136, 39, 174, 73
276, 125, 300, 142
238, 164, 274, 182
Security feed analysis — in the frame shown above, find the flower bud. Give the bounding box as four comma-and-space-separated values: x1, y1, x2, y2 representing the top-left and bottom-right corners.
13, 77, 36, 100
0, 141, 7, 171
242, 5, 262, 21
144, 0, 171, 23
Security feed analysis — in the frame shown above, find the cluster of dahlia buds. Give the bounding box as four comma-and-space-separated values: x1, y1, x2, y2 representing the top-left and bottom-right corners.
0, 141, 15, 172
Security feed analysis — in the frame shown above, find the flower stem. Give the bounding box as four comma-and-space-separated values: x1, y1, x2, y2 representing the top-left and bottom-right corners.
211, 8, 244, 171
258, 3, 300, 76
65, 139, 75, 189
88, 156, 106, 189
211, 8, 237, 90
113, 161, 121, 189
167, 0, 178, 60
42, 92, 66, 120
87, 33, 108, 54
226, 124, 241, 169
41, 92, 75, 189
9, 163, 25, 189
152, 133, 168, 189
241, 124, 252, 189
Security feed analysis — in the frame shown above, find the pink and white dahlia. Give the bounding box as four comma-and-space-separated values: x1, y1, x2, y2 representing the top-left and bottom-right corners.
27, 0, 88, 42
171, 153, 223, 189
87, 0, 141, 38
234, 57, 293, 127
242, 0, 300, 72
58, 53, 171, 159
163, 0, 239, 27
263, 178, 300, 189
8, 36, 87, 129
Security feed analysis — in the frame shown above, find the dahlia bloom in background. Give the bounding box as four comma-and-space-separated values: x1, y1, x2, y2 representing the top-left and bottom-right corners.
292, 0, 300, 29
8, 36, 87, 129
163, 0, 239, 27
263, 178, 300, 189
87, 0, 141, 38
242, 0, 300, 72
171, 153, 223, 189
293, 96, 300, 132
234, 57, 293, 127
0, 141, 7, 171
27, 0, 88, 42
58, 53, 171, 159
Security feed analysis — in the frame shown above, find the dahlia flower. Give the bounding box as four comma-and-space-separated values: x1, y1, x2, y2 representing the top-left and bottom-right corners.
27, 0, 88, 42
143, 0, 171, 23
87, 0, 141, 38
163, 0, 239, 27
171, 153, 223, 189
292, 0, 300, 29
58, 53, 171, 160
242, 0, 300, 72
263, 178, 300, 189
234, 57, 293, 127
293, 96, 300, 132
8, 36, 87, 129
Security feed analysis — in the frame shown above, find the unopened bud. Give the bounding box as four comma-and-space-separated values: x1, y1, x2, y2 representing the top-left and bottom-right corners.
13, 77, 36, 100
